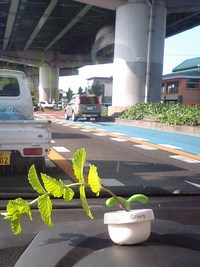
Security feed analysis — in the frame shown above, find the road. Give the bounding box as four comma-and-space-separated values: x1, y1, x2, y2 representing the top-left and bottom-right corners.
0, 112, 199, 196
45, 112, 200, 194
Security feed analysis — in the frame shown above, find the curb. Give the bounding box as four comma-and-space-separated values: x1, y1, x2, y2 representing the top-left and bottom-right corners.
115, 118, 200, 137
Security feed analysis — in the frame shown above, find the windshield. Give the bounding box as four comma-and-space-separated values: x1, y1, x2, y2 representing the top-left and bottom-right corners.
0, 77, 20, 97
80, 96, 99, 105
0, 1, 199, 201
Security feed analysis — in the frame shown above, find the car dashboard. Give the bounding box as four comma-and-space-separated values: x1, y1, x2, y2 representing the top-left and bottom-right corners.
0, 195, 200, 267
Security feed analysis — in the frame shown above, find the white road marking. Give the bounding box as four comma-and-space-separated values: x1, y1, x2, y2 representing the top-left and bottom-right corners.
51, 140, 55, 143
71, 126, 79, 129
110, 137, 127, 142
158, 144, 182, 150
131, 137, 148, 141
101, 178, 125, 186
134, 144, 157, 150
52, 146, 70, 153
169, 155, 200, 163
93, 133, 106, 136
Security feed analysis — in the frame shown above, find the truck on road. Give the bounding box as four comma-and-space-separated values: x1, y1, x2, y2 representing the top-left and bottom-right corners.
0, 69, 51, 171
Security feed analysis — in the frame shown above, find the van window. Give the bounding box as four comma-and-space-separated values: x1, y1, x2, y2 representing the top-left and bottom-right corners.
80, 96, 99, 104
0, 77, 20, 96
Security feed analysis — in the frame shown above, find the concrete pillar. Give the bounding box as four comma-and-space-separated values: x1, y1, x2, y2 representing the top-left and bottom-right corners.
147, 0, 167, 102
32, 68, 39, 91
110, 0, 166, 115
39, 65, 59, 103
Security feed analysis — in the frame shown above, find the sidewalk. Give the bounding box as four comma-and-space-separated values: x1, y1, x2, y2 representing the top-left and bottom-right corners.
116, 118, 200, 137
34, 110, 200, 137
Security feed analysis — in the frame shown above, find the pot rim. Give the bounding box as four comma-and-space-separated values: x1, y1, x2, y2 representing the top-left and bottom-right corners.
104, 209, 154, 224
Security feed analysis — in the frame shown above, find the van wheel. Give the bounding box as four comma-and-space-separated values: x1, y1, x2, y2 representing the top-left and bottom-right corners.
72, 111, 77, 121
95, 116, 101, 122
65, 111, 69, 120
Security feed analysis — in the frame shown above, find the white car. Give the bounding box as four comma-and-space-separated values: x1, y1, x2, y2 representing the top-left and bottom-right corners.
38, 101, 54, 109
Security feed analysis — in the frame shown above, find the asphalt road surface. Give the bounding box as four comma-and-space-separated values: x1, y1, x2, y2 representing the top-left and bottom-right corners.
47, 113, 200, 194
0, 113, 199, 196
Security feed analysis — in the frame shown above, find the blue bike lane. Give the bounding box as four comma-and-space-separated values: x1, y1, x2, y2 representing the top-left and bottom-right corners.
62, 119, 200, 157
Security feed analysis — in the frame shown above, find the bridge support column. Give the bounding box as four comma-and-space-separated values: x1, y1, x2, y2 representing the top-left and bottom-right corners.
39, 65, 59, 103
110, 0, 166, 115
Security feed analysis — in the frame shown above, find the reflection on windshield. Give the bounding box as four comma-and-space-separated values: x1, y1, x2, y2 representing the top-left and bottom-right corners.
0, 2, 200, 199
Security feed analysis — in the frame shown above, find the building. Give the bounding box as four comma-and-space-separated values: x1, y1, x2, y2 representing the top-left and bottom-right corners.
85, 76, 112, 104
162, 57, 200, 105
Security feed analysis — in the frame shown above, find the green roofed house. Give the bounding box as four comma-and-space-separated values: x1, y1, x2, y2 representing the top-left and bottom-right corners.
162, 57, 200, 105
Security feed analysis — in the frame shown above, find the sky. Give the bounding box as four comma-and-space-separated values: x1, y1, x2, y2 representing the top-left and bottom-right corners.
59, 25, 200, 92
163, 25, 200, 74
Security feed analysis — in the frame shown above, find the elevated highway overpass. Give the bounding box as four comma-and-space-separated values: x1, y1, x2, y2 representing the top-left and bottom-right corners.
0, 0, 200, 109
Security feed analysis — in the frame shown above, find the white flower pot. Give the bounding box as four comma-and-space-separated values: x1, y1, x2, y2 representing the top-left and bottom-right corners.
104, 209, 154, 245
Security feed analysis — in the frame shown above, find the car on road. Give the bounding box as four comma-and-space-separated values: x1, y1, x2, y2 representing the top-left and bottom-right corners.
38, 101, 54, 109
64, 94, 101, 121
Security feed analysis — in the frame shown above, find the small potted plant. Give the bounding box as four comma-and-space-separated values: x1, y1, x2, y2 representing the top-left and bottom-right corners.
104, 195, 154, 244
1, 148, 154, 245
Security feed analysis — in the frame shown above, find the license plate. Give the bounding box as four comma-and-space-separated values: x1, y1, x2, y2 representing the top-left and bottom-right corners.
0, 151, 11, 165
87, 107, 93, 110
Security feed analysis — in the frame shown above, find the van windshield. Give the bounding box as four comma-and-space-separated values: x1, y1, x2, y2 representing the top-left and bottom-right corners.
0, 77, 20, 97
80, 96, 99, 105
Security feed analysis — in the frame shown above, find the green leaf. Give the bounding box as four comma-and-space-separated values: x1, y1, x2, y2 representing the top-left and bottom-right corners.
38, 195, 53, 227
2, 198, 32, 235
59, 180, 75, 202
79, 185, 93, 219
41, 173, 63, 197
72, 148, 86, 183
88, 165, 101, 196
28, 165, 46, 194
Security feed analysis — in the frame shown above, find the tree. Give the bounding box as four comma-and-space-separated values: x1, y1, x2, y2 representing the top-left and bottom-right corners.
66, 88, 73, 101
77, 86, 84, 95
88, 82, 103, 97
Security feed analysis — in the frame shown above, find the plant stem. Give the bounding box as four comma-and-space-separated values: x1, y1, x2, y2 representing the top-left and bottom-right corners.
29, 197, 39, 205
101, 186, 129, 211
